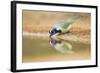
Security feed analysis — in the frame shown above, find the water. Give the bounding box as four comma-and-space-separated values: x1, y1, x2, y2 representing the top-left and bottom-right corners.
22, 36, 90, 63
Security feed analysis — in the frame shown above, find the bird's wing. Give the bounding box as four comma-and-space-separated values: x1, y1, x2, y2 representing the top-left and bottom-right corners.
55, 16, 81, 29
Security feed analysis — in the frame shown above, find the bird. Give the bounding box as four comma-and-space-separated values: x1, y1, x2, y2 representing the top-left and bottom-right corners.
49, 16, 80, 36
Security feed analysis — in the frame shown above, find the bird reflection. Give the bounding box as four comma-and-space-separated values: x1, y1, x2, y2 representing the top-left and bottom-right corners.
49, 37, 74, 54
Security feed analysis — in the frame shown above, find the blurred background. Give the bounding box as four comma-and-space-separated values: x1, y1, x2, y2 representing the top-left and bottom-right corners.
23, 10, 90, 33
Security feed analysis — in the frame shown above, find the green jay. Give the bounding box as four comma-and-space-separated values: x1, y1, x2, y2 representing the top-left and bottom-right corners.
49, 16, 80, 36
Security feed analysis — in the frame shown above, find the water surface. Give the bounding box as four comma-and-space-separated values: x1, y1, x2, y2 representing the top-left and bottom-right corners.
22, 36, 90, 63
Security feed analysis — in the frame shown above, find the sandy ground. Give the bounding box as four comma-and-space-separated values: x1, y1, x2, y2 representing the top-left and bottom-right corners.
22, 10, 91, 44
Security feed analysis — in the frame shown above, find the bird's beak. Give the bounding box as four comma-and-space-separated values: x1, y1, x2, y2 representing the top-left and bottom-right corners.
49, 31, 52, 37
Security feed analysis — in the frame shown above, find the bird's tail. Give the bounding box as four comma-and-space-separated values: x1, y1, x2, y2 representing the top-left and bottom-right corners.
66, 16, 81, 24
70, 16, 80, 20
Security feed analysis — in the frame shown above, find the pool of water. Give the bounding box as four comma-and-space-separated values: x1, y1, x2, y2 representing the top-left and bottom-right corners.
22, 36, 90, 63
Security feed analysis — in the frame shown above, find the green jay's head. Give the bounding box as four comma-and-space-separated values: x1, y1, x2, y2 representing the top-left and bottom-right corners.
49, 28, 61, 36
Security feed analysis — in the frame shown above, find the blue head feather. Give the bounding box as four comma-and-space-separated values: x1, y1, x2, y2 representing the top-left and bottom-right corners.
49, 28, 61, 36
